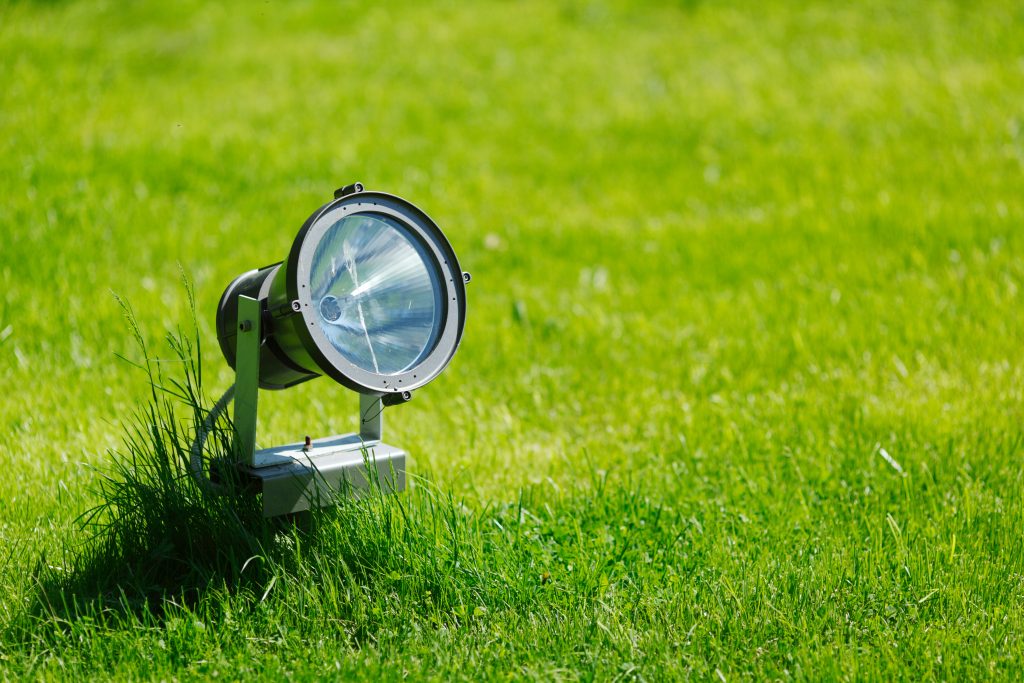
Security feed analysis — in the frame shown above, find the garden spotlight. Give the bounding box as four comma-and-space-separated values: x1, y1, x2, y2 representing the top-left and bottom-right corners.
203, 183, 468, 516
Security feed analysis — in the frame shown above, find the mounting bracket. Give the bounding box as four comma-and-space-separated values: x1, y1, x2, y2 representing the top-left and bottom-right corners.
231, 295, 406, 516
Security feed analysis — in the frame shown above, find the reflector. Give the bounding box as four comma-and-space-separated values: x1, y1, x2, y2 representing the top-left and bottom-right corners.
310, 213, 442, 375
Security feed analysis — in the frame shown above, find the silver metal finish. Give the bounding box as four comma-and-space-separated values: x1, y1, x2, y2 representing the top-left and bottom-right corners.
234, 295, 261, 465
215, 189, 467, 395
280, 192, 467, 395
252, 447, 297, 469
359, 393, 383, 442
213, 189, 465, 516
232, 292, 405, 514
248, 437, 405, 517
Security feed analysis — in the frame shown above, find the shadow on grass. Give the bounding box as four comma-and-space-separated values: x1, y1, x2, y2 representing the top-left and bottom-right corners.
11, 288, 290, 632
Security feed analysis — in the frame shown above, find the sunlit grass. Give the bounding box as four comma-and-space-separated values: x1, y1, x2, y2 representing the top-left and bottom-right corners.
1, 0, 1023, 678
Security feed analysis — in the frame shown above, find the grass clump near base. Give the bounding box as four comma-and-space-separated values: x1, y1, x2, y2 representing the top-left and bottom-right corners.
19, 291, 271, 624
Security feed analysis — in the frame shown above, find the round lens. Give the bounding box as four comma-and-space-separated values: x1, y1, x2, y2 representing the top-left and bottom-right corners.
309, 213, 443, 375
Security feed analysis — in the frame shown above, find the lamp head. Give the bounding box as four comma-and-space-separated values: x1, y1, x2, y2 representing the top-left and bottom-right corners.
216, 187, 467, 395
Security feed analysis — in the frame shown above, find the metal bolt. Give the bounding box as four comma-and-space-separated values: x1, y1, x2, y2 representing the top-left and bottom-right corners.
239, 320, 253, 332
382, 390, 413, 407
291, 300, 302, 312
463, 271, 472, 284
334, 182, 365, 199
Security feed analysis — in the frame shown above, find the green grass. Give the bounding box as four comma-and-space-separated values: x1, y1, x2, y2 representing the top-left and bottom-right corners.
2, 0, 1024, 678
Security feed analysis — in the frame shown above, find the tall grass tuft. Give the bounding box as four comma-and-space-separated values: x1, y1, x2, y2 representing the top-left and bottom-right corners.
24, 282, 278, 624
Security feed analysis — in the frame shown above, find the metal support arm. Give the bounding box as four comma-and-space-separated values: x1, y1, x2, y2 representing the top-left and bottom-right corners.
359, 393, 383, 443
229, 295, 405, 516
234, 295, 261, 466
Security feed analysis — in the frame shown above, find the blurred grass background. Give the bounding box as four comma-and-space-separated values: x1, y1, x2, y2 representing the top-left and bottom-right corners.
1, 0, 1024, 678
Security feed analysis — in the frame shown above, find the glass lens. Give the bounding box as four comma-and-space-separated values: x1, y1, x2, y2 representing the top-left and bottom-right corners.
309, 213, 442, 375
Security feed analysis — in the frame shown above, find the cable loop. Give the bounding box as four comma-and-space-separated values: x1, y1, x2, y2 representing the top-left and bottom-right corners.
189, 384, 235, 495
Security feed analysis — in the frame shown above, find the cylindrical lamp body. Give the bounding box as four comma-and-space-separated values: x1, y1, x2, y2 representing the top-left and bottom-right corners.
216, 264, 319, 390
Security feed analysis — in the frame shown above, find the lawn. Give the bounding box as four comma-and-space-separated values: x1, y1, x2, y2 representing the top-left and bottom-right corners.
1, 0, 1023, 679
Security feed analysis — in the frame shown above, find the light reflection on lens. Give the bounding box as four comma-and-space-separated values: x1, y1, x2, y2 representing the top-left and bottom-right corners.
310, 213, 441, 375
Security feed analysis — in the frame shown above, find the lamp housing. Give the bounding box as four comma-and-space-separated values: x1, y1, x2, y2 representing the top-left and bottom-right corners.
205, 185, 468, 516
216, 189, 467, 395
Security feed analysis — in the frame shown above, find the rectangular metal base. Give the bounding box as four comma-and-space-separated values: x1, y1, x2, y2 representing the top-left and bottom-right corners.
243, 434, 406, 517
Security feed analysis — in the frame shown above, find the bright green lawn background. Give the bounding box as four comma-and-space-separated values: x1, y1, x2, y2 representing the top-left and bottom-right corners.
2, 0, 1024, 679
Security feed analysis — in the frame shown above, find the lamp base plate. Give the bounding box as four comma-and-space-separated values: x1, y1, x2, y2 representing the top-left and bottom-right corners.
243, 434, 405, 517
